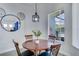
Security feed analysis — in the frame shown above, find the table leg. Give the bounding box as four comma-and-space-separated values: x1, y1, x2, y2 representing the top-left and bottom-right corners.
39, 50, 41, 54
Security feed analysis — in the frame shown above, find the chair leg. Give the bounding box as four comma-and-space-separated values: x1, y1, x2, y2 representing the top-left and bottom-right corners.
50, 49, 52, 56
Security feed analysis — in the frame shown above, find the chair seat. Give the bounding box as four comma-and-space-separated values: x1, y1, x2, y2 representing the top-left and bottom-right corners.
38, 51, 51, 56
22, 50, 34, 56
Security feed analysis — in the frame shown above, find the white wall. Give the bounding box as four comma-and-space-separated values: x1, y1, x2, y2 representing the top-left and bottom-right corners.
0, 3, 65, 54
72, 4, 79, 49
59, 3, 79, 56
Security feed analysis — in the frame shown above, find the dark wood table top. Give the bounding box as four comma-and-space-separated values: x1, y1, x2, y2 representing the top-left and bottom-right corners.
22, 39, 48, 51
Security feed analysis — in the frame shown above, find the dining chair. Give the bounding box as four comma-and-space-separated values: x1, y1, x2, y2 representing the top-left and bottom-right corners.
49, 35, 56, 40
50, 44, 61, 56
13, 40, 34, 56
25, 35, 33, 41
49, 35, 56, 38
38, 44, 61, 56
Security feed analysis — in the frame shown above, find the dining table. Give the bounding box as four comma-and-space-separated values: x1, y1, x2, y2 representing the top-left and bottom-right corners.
22, 39, 63, 56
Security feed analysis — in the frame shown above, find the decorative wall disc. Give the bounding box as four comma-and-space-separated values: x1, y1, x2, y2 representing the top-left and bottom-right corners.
17, 12, 25, 21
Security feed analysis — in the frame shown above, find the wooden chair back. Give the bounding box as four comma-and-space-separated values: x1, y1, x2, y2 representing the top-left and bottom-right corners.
13, 40, 22, 56
50, 44, 61, 56
49, 35, 56, 40
25, 35, 33, 41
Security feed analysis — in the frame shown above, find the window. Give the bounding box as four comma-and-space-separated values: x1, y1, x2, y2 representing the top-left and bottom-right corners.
55, 12, 64, 41
48, 10, 64, 41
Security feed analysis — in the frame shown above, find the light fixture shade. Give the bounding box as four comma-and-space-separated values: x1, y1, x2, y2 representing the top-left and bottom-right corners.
32, 12, 39, 22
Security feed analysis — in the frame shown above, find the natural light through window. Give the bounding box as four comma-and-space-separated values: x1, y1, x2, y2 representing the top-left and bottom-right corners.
55, 13, 64, 41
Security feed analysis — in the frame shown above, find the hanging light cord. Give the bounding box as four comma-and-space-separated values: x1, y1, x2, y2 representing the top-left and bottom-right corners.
35, 3, 37, 13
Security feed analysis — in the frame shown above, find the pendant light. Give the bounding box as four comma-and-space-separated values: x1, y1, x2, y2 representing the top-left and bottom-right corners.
32, 3, 39, 22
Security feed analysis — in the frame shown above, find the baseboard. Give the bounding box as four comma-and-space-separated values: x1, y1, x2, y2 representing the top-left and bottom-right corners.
0, 48, 15, 54
0, 47, 23, 55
